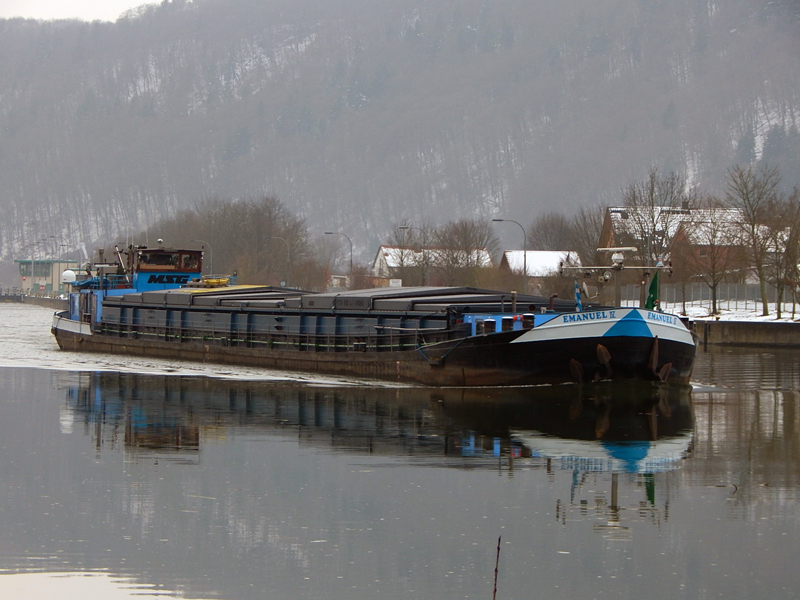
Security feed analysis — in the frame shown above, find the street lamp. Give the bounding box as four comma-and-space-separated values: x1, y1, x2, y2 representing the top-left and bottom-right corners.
46, 235, 57, 259
29, 238, 47, 293
190, 239, 212, 274
267, 236, 291, 286
397, 225, 428, 285
59, 244, 71, 292
29, 245, 35, 294
492, 218, 527, 278
324, 231, 353, 285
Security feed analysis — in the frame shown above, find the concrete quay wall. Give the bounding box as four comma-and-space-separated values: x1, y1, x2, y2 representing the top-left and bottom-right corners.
2, 295, 68, 311
694, 319, 800, 348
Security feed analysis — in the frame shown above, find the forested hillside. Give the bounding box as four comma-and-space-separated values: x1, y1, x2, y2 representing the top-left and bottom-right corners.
1, 0, 799, 260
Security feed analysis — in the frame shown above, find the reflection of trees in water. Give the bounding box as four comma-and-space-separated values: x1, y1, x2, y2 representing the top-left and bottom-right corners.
693, 347, 800, 391
690, 349, 800, 500
691, 387, 800, 501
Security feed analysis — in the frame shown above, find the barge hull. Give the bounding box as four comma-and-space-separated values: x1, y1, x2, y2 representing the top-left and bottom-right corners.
52, 316, 694, 386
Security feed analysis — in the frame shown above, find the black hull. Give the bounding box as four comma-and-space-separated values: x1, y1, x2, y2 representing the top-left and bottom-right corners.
52, 322, 695, 387
427, 330, 695, 386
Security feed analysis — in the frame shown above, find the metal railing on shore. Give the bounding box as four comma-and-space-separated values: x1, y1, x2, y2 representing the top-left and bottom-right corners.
0, 287, 27, 297
1, 288, 66, 298
620, 282, 800, 317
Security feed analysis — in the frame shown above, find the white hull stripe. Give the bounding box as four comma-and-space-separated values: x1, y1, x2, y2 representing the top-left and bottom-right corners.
511, 309, 694, 346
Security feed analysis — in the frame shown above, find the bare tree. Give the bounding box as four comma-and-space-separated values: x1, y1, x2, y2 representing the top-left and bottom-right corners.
144, 195, 315, 286
620, 167, 694, 267
682, 195, 746, 315
667, 228, 695, 315
567, 204, 607, 267
350, 263, 380, 289
766, 186, 800, 318
291, 237, 334, 291
725, 164, 782, 316
431, 219, 498, 286
390, 221, 434, 285
527, 212, 572, 250
784, 187, 800, 318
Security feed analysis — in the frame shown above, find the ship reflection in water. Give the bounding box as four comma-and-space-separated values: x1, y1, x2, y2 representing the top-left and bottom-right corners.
64, 373, 693, 471
64, 374, 692, 549
2, 352, 795, 600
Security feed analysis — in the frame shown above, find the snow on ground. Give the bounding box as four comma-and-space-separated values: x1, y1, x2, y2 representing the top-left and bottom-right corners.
623, 299, 800, 322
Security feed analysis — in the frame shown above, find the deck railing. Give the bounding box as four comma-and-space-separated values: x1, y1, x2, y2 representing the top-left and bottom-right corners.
99, 314, 448, 353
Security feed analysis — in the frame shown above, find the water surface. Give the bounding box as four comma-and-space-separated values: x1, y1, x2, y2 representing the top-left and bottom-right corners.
0, 304, 796, 599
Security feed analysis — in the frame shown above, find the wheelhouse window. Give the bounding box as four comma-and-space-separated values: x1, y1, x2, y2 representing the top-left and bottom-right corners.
136, 250, 202, 272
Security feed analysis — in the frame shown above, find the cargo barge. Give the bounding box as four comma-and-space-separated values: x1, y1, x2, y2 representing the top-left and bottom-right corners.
52, 245, 696, 387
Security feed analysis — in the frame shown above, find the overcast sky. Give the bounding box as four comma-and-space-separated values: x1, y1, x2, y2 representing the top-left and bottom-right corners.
0, 1, 154, 22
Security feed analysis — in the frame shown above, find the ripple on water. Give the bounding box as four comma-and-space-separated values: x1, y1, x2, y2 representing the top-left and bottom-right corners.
0, 304, 386, 385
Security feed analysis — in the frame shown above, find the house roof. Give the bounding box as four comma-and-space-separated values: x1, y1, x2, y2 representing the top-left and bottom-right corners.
502, 250, 580, 277
373, 245, 423, 269
373, 245, 493, 270
607, 206, 745, 237
606, 206, 692, 239
678, 208, 743, 245
604, 205, 750, 257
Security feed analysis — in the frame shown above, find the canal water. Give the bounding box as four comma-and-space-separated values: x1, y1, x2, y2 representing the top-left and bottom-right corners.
0, 304, 797, 599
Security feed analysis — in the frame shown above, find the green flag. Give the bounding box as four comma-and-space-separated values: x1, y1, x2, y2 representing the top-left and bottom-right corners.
644, 271, 659, 310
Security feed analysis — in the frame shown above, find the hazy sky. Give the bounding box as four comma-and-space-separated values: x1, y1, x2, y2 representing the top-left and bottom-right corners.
0, 1, 153, 22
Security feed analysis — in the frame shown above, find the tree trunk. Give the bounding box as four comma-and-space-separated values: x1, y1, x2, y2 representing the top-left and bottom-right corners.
711, 283, 718, 315
681, 283, 687, 316
757, 267, 770, 316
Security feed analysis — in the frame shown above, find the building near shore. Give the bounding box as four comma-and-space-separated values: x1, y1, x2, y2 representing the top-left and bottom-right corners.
14, 258, 80, 294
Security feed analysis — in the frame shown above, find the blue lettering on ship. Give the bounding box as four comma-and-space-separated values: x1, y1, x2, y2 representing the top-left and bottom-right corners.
147, 274, 190, 284
647, 311, 678, 325
562, 311, 611, 323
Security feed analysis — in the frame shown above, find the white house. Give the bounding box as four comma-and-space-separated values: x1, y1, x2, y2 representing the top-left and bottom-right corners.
499, 250, 580, 277
371, 245, 493, 283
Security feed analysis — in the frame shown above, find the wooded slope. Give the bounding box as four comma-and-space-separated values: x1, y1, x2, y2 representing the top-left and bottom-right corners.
1, 0, 798, 258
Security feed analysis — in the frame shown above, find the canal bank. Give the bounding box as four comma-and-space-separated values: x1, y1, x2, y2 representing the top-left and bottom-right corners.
692, 318, 800, 348
0, 293, 66, 310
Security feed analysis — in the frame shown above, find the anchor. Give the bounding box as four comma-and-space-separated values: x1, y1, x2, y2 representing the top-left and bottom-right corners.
648, 336, 659, 372
649, 336, 672, 382
596, 344, 612, 378
569, 359, 584, 383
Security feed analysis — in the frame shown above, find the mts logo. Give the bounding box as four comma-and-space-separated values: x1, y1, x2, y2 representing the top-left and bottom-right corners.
147, 275, 190, 284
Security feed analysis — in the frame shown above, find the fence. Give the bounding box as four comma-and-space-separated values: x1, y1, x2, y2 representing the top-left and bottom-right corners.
620, 282, 800, 315
0, 288, 26, 297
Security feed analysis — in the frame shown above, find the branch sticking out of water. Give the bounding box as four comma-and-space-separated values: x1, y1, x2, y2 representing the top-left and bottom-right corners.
493, 535, 502, 600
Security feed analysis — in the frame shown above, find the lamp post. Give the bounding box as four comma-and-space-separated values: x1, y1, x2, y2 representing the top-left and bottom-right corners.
267, 236, 291, 286
59, 244, 70, 292
492, 218, 527, 279
28, 245, 34, 294
397, 225, 428, 285
324, 231, 353, 287
30, 238, 47, 293
44, 236, 58, 292
190, 239, 212, 275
